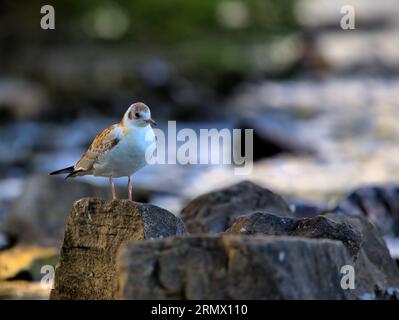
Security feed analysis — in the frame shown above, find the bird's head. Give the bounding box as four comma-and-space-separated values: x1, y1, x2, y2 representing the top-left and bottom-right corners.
123, 102, 156, 128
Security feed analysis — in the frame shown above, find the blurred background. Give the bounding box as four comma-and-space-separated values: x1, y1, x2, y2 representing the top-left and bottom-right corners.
1, 0, 399, 298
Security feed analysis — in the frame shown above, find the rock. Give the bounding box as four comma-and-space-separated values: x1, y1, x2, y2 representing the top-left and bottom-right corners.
384, 237, 399, 260
372, 286, 399, 300
227, 212, 297, 236
118, 235, 355, 299
2, 174, 137, 247
50, 198, 187, 300
226, 212, 362, 258
181, 181, 292, 234
325, 213, 399, 296
335, 184, 399, 237
226, 211, 399, 297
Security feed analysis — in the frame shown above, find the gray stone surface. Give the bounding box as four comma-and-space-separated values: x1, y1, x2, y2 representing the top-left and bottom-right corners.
326, 213, 399, 297
118, 235, 355, 300
336, 184, 399, 237
50, 198, 186, 300
226, 212, 362, 258
225, 211, 399, 298
181, 181, 292, 234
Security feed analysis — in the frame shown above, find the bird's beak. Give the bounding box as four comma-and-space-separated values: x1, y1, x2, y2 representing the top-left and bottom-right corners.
145, 118, 156, 126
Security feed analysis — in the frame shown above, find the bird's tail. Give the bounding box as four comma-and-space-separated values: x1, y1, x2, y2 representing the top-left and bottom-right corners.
49, 166, 74, 175
49, 166, 82, 179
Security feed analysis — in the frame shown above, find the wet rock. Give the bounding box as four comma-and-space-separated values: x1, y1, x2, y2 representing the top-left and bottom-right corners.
336, 184, 399, 237
50, 198, 186, 300
384, 237, 399, 260
226, 212, 362, 258
181, 181, 292, 234
294, 215, 362, 258
226, 211, 399, 297
372, 286, 399, 300
326, 213, 399, 296
118, 235, 354, 299
3, 174, 139, 247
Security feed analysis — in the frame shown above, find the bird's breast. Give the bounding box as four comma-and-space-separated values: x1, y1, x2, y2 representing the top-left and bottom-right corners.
101, 126, 155, 176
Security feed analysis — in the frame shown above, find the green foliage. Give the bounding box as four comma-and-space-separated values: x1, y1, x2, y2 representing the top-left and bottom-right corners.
1, 0, 299, 92
6, 0, 296, 43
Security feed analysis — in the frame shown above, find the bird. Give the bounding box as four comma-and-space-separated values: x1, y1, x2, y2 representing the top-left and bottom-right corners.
50, 102, 156, 201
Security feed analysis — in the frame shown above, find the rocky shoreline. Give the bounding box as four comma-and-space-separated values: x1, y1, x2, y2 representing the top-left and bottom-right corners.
36, 181, 398, 300
1, 0, 399, 301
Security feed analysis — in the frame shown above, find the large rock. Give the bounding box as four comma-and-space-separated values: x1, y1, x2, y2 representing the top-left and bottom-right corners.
326, 213, 399, 297
50, 198, 186, 300
118, 235, 355, 299
3, 174, 140, 247
226, 211, 399, 298
181, 181, 292, 234
336, 184, 399, 237
226, 212, 362, 257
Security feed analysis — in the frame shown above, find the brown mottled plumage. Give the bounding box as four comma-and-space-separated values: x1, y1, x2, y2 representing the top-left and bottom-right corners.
74, 124, 120, 176
50, 102, 156, 200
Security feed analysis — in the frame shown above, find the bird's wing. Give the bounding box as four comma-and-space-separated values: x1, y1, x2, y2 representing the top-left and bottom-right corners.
75, 124, 121, 171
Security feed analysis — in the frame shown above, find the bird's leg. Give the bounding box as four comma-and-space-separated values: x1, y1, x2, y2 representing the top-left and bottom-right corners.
109, 176, 117, 200
128, 176, 132, 201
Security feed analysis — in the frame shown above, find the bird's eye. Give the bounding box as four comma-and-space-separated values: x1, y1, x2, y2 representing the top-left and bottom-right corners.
135, 112, 140, 118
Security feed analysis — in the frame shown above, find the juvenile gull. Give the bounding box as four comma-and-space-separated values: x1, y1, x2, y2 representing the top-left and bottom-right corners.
50, 102, 156, 200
